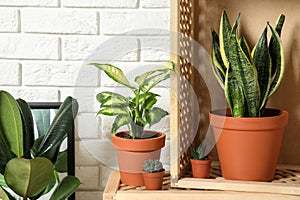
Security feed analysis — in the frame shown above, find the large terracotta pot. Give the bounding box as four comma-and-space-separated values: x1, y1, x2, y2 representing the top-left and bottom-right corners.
112, 131, 165, 186
190, 156, 212, 178
143, 171, 165, 190
209, 109, 288, 181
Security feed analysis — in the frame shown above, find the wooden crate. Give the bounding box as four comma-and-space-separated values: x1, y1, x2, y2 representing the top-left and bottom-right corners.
170, 0, 300, 195
103, 170, 300, 200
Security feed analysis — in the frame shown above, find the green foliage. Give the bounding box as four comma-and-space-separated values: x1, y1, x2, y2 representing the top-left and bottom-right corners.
211, 10, 285, 117
191, 144, 208, 160
143, 159, 164, 173
0, 90, 80, 199
90, 62, 174, 138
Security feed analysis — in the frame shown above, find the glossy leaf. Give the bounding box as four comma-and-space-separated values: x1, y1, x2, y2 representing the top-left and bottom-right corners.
112, 114, 132, 133
145, 107, 168, 127
252, 27, 272, 113
135, 62, 174, 85
0, 135, 14, 174
49, 176, 81, 200
16, 99, 34, 159
42, 174, 56, 195
54, 149, 67, 173
4, 157, 53, 198
90, 63, 135, 90
34, 97, 78, 159
0, 91, 23, 157
32, 109, 50, 137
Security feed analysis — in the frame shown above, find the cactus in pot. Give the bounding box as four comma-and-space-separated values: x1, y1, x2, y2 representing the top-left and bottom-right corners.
143, 160, 165, 190
211, 10, 285, 117
143, 159, 164, 173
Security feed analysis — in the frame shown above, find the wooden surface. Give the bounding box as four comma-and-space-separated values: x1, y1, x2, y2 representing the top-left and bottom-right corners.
103, 170, 300, 200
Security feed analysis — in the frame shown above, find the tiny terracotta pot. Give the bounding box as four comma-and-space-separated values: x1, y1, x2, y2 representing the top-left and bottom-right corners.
191, 156, 212, 178
209, 109, 288, 181
143, 171, 165, 190
112, 131, 165, 186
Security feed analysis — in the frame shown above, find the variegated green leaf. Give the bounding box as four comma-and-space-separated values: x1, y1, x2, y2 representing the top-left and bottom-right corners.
112, 114, 132, 133
268, 22, 285, 97
96, 92, 128, 108
90, 63, 135, 90
135, 62, 174, 85
252, 27, 272, 114
98, 107, 129, 116
219, 10, 232, 68
139, 72, 170, 92
145, 107, 168, 127
239, 36, 252, 62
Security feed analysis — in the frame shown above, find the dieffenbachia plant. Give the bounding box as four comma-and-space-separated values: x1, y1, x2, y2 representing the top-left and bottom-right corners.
90, 62, 174, 139
211, 10, 285, 117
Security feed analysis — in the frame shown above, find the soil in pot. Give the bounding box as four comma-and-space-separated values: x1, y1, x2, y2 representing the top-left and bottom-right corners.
143, 171, 165, 190
191, 156, 212, 178
209, 109, 288, 181
112, 131, 166, 186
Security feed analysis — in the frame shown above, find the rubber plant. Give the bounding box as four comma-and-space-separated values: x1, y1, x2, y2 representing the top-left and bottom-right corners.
0, 90, 81, 200
211, 10, 285, 117
90, 62, 174, 139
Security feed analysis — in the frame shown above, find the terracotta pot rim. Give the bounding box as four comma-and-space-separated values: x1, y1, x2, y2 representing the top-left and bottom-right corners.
142, 170, 165, 177
191, 156, 212, 164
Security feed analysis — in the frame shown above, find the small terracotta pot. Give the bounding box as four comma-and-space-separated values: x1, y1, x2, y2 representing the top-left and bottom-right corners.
191, 156, 212, 178
112, 131, 165, 186
209, 109, 288, 181
143, 171, 165, 190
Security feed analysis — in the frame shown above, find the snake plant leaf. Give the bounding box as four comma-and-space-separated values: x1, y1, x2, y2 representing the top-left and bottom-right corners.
145, 107, 168, 127
139, 72, 170, 92
0, 91, 23, 158
211, 31, 226, 89
228, 31, 260, 117
4, 157, 53, 198
270, 15, 285, 77
34, 97, 78, 159
16, 99, 34, 159
135, 62, 174, 85
239, 36, 252, 62
32, 109, 51, 137
112, 114, 132, 133
225, 65, 245, 117
219, 10, 232, 68
96, 92, 128, 107
231, 13, 240, 37
54, 149, 67, 173
49, 176, 81, 200
268, 23, 285, 97
90, 63, 135, 90
98, 107, 129, 116
252, 27, 272, 114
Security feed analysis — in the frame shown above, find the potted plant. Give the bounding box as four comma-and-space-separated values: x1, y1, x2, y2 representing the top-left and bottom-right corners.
0, 90, 80, 199
209, 10, 288, 181
90, 62, 174, 186
142, 159, 165, 190
190, 144, 212, 178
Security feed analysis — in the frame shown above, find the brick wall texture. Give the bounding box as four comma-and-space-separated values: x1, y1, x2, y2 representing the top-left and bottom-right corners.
0, 0, 170, 199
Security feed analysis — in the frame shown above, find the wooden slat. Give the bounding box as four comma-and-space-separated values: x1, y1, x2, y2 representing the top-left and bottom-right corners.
103, 171, 121, 200
115, 190, 300, 200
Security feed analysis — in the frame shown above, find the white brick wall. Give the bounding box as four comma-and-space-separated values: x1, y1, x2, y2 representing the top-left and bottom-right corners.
0, 1, 170, 199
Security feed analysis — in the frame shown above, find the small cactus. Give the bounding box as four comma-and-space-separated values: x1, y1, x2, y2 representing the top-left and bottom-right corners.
143, 159, 164, 173
191, 143, 208, 160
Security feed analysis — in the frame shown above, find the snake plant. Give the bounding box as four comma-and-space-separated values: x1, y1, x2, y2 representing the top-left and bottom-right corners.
211, 10, 285, 117
90, 62, 174, 139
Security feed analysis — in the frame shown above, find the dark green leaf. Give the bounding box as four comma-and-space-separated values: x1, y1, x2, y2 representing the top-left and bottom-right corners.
239, 36, 252, 62
0, 91, 23, 157
49, 176, 81, 200
16, 99, 34, 159
89, 63, 135, 90
0, 134, 14, 174
219, 10, 232, 67
112, 114, 132, 133
34, 97, 78, 159
4, 157, 53, 198
145, 107, 168, 127
54, 149, 68, 173
42, 174, 56, 195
